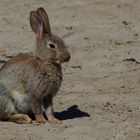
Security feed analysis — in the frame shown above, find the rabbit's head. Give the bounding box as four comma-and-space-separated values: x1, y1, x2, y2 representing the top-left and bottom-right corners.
30, 7, 70, 63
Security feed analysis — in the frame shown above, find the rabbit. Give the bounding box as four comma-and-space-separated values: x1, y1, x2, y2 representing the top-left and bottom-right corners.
0, 7, 70, 124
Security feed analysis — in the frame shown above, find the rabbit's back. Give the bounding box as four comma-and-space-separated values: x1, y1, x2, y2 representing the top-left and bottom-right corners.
0, 55, 35, 90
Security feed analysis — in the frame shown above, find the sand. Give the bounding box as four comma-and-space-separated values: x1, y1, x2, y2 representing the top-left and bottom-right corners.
0, 0, 140, 140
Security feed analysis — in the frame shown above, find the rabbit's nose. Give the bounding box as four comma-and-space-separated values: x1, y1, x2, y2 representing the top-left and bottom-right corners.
66, 53, 70, 62
58, 52, 70, 63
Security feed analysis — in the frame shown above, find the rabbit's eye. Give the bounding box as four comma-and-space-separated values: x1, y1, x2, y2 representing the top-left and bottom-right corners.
49, 44, 56, 49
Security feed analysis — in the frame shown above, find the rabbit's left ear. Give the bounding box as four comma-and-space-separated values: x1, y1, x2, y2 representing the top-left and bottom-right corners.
30, 11, 44, 39
37, 7, 51, 35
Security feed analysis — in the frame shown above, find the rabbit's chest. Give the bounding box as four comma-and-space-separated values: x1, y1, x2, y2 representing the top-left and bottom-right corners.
44, 71, 62, 94
29, 62, 62, 96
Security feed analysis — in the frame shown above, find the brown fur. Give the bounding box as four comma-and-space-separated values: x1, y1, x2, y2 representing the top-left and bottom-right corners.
0, 7, 70, 124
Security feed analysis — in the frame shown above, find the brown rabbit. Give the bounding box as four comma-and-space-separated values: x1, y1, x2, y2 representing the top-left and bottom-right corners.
0, 7, 70, 124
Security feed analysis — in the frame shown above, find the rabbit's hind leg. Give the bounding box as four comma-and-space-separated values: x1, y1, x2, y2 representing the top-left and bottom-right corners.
8, 114, 32, 124
0, 96, 32, 124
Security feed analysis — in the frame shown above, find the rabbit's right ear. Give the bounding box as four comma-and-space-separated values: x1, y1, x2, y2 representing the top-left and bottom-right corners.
30, 11, 44, 39
36, 7, 51, 35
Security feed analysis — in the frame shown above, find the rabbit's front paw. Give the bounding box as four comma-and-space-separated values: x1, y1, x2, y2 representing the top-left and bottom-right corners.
48, 117, 62, 124
36, 115, 48, 124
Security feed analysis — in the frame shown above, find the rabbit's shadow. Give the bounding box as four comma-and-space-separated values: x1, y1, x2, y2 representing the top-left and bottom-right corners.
54, 105, 90, 120
28, 105, 90, 121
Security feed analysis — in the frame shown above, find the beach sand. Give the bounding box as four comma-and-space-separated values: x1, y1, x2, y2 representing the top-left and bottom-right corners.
0, 0, 140, 139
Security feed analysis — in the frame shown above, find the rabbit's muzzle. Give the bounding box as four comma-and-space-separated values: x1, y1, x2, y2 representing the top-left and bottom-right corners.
58, 51, 70, 63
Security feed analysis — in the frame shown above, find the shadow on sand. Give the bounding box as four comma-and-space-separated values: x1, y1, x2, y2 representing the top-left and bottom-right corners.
54, 105, 90, 121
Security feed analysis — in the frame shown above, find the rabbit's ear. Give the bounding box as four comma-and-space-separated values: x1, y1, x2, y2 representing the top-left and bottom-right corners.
30, 11, 44, 39
36, 7, 51, 35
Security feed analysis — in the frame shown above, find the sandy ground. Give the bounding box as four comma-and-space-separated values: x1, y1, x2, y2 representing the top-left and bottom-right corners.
0, 0, 140, 140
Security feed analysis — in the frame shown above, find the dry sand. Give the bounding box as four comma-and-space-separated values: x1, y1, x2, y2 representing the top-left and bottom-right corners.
0, 0, 140, 140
